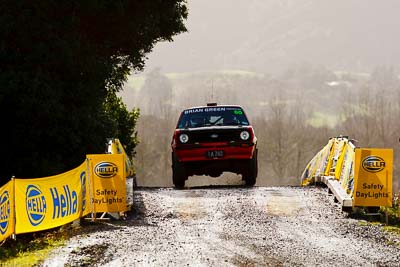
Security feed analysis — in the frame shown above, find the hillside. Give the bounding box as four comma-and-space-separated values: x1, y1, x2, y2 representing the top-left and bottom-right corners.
121, 68, 363, 124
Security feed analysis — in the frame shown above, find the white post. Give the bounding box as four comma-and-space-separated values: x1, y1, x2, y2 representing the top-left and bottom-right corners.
86, 158, 95, 221
11, 176, 16, 240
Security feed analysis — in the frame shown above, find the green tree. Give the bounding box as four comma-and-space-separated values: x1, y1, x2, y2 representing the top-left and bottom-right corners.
104, 92, 140, 157
0, 1, 187, 183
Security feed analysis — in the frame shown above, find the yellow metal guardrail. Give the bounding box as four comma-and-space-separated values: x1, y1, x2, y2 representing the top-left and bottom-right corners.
301, 136, 393, 211
106, 138, 135, 179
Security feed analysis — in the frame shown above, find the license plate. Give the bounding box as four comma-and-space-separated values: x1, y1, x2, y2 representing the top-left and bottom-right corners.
206, 150, 224, 158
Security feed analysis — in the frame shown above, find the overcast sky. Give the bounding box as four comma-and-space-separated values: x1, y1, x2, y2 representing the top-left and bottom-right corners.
145, 0, 400, 74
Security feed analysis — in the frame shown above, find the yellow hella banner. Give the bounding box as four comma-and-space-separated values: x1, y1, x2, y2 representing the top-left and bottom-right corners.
353, 148, 393, 207
14, 162, 89, 234
0, 180, 15, 242
87, 154, 126, 213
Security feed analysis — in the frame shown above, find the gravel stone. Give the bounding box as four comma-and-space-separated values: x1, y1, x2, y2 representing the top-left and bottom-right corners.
43, 186, 400, 266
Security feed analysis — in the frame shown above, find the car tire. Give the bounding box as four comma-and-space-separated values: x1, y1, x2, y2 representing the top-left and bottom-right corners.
172, 153, 186, 189
244, 149, 258, 186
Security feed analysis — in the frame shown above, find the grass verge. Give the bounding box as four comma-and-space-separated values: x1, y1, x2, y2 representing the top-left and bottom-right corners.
0, 219, 117, 266
0, 226, 72, 266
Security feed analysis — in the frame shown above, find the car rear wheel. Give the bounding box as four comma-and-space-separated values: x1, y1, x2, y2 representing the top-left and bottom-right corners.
243, 149, 258, 186
172, 153, 186, 189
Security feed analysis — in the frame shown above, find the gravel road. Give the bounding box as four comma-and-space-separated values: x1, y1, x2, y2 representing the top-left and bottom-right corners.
43, 186, 400, 266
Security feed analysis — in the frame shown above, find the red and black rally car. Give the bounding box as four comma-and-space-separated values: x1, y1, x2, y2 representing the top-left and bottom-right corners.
171, 103, 258, 188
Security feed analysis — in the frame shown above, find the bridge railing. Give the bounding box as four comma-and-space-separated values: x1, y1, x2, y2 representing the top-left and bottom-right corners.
301, 136, 356, 210
301, 136, 394, 212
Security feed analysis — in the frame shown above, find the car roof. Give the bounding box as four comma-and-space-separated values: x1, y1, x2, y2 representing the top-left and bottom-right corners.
183, 105, 243, 110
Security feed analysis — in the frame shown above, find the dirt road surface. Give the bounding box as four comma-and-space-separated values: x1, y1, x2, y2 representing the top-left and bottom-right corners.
44, 186, 400, 266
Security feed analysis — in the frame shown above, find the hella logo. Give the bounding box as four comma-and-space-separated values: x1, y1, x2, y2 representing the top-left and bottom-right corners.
211, 134, 218, 138
26, 185, 46, 226
95, 162, 118, 178
362, 156, 386, 173
0, 191, 10, 235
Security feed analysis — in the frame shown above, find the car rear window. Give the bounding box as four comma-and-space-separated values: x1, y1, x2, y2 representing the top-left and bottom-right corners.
177, 107, 249, 129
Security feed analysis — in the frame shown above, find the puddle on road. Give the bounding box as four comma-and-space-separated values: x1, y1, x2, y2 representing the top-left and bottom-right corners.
157, 188, 207, 199
184, 191, 207, 198
175, 200, 208, 221
266, 193, 304, 216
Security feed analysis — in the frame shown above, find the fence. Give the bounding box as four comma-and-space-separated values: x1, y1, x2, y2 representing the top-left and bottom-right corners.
0, 138, 133, 243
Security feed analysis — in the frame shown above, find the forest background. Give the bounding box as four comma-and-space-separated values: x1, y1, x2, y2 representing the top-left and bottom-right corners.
120, 0, 400, 189
121, 65, 400, 189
